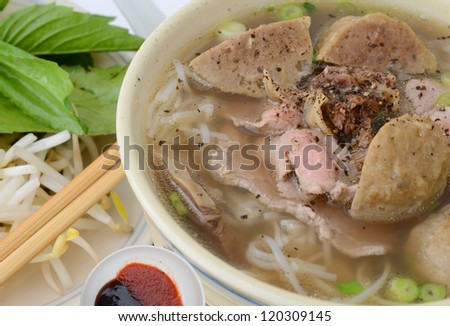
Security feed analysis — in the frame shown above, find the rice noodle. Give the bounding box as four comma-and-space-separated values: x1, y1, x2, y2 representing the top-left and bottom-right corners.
263, 236, 306, 294
198, 123, 211, 144
198, 103, 215, 119
191, 128, 231, 141
340, 260, 391, 304
246, 241, 278, 270
173, 58, 191, 91
290, 258, 338, 282
155, 78, 179, 103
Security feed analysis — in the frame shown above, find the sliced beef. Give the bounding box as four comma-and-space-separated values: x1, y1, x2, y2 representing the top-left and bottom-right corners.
405, 204, 450, 289
351, 114, 450, 223
232, 102, 302, 136
189, 17, 313, 98
308, 66, 400, 148
316, 13, 437, 74
273, 129, 338, 196
207, 137, 396, 258
405, 78, 449, 114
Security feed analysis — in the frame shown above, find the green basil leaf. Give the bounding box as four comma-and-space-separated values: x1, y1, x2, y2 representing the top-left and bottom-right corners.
0, 94, 56, 133
0, 3, 144, 55
40, 53, 94, 68
0, 41, 85, 134
0, 0, 9, 11
66, 64, 128, 135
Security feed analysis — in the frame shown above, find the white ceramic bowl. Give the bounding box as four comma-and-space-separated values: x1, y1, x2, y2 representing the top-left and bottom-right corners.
80, 245, 205, 306
117, 0, 450, 305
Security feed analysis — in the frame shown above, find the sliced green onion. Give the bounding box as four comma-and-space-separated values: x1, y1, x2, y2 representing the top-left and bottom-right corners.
217, 21, 247, 41
418, 283, 447, 302
440, 72, 450, 87
278, 3, 306, 21
436, 92, 450, 106
303, 2, 316, 14
169, 191, 188, 217
267, 4, 276, 12
337, 280, 364, 295
385, 277, 420, 303
336, 1, 358, 15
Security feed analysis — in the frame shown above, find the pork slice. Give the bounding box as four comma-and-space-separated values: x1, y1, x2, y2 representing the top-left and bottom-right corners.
351, 114, 450, 222
316, 13, 437, 74
232, 102, 302, 136
207, 137, 397, 257
405, 78, 447, 114
404, 204, 450, 289
189, 17, 313, 98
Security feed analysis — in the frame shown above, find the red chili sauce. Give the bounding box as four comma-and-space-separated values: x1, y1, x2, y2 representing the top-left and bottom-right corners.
95, 262, 183, 306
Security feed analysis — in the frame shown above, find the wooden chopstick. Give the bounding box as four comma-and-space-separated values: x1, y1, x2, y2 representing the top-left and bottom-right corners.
0, 147, 126, 286
0, 144, 121, 262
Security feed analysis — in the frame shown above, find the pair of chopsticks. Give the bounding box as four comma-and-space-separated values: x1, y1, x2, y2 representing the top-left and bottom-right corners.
0, 144, 126, 286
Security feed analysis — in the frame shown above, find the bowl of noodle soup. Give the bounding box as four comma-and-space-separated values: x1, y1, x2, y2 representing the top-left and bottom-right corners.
117, 0, 450, 305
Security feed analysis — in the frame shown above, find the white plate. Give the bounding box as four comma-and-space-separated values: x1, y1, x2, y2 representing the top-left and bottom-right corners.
0, 0, 151, 306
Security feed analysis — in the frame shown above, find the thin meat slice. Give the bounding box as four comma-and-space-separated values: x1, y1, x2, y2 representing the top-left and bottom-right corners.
207, 137, 397, 258
405, 78, 447, 114
190, 17, 313, 98
275, 129, 338, 196
232, 102, 302, 136
316, 13, 437, 74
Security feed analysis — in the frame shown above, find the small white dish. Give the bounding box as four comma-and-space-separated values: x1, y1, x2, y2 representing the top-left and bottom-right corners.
80, 245, 205, 306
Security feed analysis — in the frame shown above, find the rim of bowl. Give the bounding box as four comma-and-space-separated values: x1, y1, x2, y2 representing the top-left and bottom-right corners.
80, 245, 205, 306
117, 0, 450, 306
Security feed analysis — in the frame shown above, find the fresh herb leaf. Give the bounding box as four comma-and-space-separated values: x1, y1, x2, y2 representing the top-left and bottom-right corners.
40, 53, 94, 68
0, 41, 85, 134
0, 93, 56, 133
0, 0, 9, 11
66, 64, 128, 135
0, 3, 144, 55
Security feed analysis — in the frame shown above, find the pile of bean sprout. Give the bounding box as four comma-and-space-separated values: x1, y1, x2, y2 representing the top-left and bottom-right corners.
0, 131, 132, 294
